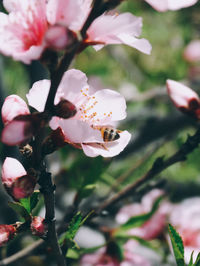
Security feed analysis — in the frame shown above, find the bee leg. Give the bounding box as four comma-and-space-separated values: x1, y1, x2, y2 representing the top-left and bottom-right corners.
98, 143, 109, 151
116, 129, 123, 133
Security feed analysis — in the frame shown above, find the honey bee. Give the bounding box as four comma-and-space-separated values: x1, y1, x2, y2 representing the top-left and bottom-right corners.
92, 126, 122, 142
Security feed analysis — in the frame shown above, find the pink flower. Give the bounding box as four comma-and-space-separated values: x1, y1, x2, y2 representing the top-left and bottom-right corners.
0, 0, 72, 63
0, 225, 16, 246
169, 198, 200, 264
47, 0, 151, 54
145, 0, 198, 12
116, 189, 171, 240
183, 40, 200, 63
1, 157, 36, 200
26, 69, 131, 157
166, 79, 200, 119
31, 216, 47, 237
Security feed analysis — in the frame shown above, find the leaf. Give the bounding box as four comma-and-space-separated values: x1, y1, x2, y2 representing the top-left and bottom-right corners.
78, 184, 97, 200
194, 252, 200, 266
119, 195, 164, 231
168, 224, 185, 266
188, 251, 194, 266
66, 248, 80, 259
8, 201, 31, 221
19, 191, 40, 214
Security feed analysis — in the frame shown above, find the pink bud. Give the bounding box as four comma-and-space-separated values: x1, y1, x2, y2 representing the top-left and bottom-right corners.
1, 95, 30, 125
1, 158, 36, 200
0, 225, 16, 247
31, 216, 47, 237
183, 40, 200, 63
53, 99, 77, 119
166, 79, 200, 118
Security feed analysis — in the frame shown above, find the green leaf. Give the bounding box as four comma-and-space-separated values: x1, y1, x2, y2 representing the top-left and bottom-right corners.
19, 191, 40, 214
188, 251, 194, 266
78, 184, 97, 200
119, 195, 164, 231
194, 252, 200, 266
168, 224, 185, 266
66, 248, 80, 259
8, 202, 31, 221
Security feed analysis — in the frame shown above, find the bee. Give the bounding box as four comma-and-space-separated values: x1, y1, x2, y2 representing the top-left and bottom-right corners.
92, 126, 122, 142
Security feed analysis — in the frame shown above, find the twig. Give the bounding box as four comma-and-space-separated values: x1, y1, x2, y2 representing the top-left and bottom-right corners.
0, 239, 44, 266
95, 126, 200, 215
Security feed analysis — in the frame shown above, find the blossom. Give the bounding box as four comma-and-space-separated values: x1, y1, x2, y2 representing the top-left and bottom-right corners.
169, 198, 200, 264
145, 0, 198, 12
80, 240, 151, 266
1, 157, 36, 200
0, 225, 16, 246
183, 40, 200, 63
26, 69, 131, 157
166, 79, 200, 119
116, 189, 171, 240
0, 0, 151, 63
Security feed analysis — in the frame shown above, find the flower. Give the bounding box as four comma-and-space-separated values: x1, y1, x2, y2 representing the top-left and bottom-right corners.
183, 40, 200, 63
144, 0, 198, 12
166, 79, 200, 119
0, 225, 16, 246
116, 189, 171, 240
26, 69, 131, 157
31, 216, 47, 237
169, 198, 200, 264
1, 157, 36, 200
0, 0, 151, 63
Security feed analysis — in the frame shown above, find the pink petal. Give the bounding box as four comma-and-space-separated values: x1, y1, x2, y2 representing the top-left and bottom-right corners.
84, 89, 127, 126
1, 119, 33, 146
183, 40, 200, 62
82, 130, 131, 157
145, 0, 198, 12
166, 79, 200, 109
26, 80, 51, 112
45, 26, 69, 50
58, 119, 103, 143
87, 13, 151, 54
46, 0, 91, 31
1, 95, 30, 125
2, 157, 26, 187
0, 0, 47, 64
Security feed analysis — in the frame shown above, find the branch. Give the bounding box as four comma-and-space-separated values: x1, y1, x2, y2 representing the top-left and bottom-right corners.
95, 126, 200, 214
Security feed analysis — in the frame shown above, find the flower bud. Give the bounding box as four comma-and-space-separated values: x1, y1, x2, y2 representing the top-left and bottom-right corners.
0, 225, 16, 246
183, 40, 200, 63
166, 79, 200, 119
31, 216, 47, 237
42, 128, 66, 155
2, 158, 37, 200
1, 95, 30, 125
1, 113, 48, 146
53, 99, 77, 119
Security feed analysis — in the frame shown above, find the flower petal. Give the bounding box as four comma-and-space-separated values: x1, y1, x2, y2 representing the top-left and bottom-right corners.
145, 0, 198, 12
82, 130, 131, 157
58, 119, 103, 143
1, 95, 30, 125
26, 80, 51, 112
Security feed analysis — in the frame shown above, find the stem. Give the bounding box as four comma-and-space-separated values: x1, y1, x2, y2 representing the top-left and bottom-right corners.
39, 172, 66, 266
95, 126, 200, 214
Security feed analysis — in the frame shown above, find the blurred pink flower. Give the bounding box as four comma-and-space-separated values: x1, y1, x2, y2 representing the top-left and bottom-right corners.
169, 198, 200, 264
145, 0, 198, 12
183, 40, 200, 63
116, 189, 171, 240
1, 157, 36, 200
80, 240, 151, 266
0, 225, 16, 246
31, 216, 47, 237
166, 79, 200, 119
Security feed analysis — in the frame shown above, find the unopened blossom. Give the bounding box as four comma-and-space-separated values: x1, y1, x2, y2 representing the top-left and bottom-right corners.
183, 40, 200, 63
1, 157, 36, 200
31, 216, 47, 237
0, 225, 16, 247
169, 198, 200, 264
26, 69, 131, 157
166, 79, 200, 119
145, 0, 198, 12
116, 189, 171, 240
